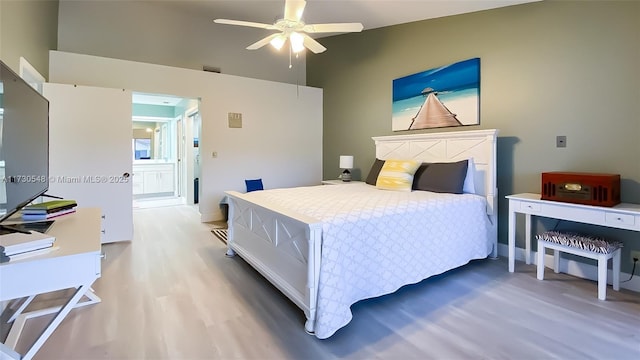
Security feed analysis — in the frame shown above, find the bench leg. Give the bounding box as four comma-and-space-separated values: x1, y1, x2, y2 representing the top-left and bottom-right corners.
553, 249, 560, 273
537, 240, 545, 280
597, 256, 607, 300
612, 249, 620, 291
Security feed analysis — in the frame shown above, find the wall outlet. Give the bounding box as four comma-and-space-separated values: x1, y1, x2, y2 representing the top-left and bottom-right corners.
631, 250, 640, 263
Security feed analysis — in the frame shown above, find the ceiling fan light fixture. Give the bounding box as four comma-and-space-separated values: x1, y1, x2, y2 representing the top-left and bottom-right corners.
270, 34, 287, 50
213, 0, 364, 56
290, 32, 305, 53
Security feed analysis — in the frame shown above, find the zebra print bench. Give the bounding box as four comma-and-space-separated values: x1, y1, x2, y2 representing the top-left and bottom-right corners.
535, 231, 622, 300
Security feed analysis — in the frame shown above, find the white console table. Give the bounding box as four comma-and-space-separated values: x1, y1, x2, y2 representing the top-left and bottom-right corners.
506, 193, 640, 272
0, 208, 102, 360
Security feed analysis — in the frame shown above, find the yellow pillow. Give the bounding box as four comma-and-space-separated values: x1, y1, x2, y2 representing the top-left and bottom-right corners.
376, 159, 420, 191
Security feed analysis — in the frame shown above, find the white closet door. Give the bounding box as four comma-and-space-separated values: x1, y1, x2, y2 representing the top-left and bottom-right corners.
43, 83, 133, 243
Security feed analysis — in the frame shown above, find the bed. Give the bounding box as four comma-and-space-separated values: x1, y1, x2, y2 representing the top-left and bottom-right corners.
224, 129, 499, 339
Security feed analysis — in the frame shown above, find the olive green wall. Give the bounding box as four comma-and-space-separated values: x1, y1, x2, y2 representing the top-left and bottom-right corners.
0, 0, 58, 77
56, 0, 305, 85
308, 0, 640, 271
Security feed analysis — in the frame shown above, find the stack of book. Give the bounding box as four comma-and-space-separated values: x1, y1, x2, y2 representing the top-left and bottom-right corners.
21, 200, 77, 221
0, 230, 56, 262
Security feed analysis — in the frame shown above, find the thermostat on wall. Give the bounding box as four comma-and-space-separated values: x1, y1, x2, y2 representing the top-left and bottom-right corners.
228, 112, 242, 128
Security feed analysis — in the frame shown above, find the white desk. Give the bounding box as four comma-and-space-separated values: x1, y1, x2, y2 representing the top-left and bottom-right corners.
506, 193, 640, 272
0, 208, 102, 360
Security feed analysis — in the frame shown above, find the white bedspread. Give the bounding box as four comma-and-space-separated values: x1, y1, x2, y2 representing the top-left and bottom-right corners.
242, 183, 493, 339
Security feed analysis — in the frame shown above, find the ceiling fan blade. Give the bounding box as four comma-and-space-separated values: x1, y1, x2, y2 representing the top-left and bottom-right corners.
214, 19, 275, 30
303, 23, 364, 33
302, 34, 327, 54
246, 33, 281, 50
284, 0, 306, 22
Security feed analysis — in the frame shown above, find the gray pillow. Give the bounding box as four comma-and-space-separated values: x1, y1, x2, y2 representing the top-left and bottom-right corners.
365, 159, 385, 185
412, 160, 468, 194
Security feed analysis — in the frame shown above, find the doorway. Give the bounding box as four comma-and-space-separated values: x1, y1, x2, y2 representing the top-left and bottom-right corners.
189, 110, 202, 204
131, 92, 200, 209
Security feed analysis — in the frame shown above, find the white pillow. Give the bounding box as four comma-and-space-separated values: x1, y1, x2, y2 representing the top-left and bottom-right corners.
463, 158, 476, 194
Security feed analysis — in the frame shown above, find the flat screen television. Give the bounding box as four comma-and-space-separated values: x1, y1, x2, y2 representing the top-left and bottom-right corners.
0, 60, 49, 224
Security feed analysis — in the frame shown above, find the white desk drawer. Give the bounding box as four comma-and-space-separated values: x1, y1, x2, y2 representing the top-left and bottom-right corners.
519, 201, 541, 213
605, 212, 635, 227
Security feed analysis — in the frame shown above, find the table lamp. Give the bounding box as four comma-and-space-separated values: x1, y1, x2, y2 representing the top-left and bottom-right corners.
339, 155, 353, 182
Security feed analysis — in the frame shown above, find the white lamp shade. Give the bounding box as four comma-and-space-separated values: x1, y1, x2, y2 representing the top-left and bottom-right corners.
339, 155, 354, 169
290, 32, 305, 53
270, 34, 286, 50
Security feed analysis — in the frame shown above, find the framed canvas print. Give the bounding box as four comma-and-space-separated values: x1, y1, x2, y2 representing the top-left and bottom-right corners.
392, 57, 480, 131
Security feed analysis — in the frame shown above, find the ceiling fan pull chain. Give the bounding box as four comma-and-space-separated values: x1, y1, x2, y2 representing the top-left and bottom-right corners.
289, 46, 293, 69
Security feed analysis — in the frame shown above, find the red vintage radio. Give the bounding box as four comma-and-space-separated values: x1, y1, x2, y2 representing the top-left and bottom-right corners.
541, 172, 621, 207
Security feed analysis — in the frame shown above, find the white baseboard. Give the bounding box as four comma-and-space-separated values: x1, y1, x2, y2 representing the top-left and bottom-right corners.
497, 243, 640, 293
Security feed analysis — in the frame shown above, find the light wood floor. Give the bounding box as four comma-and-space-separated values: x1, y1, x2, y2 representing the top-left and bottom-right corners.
7, 205, 640, 359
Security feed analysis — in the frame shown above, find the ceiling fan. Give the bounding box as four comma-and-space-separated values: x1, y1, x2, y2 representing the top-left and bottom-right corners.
213, 0, 364, 55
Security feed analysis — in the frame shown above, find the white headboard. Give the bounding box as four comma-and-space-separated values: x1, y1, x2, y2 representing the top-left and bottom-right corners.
372, 129, 499, 216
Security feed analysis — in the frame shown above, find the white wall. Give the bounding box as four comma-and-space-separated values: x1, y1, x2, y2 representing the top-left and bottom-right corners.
49, 51, 322, 221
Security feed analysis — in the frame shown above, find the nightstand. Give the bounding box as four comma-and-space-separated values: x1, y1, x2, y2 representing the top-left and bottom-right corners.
321, 180, 363, 185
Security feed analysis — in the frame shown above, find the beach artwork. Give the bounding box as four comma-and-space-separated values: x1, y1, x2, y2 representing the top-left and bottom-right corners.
392, 58, 480, 131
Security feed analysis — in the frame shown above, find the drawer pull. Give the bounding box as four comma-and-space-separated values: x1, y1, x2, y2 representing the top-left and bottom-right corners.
520, 202, 541, 212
